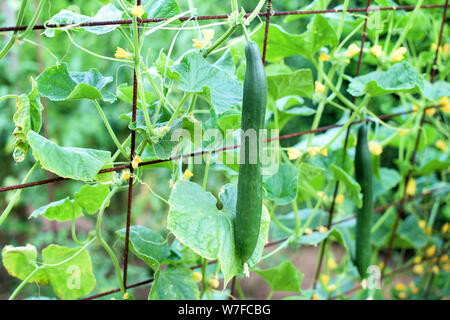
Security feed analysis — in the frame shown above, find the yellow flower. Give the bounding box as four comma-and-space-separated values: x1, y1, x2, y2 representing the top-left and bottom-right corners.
370, 45, 382, 58
111, 298, 116, 300
346, 43, 360, 58
193, 272, 202, 281
413, 264, 424, 275
317, 191, 328, 201
192, 39, 206, 49
209, 276, 219, 289
169, 180, 175, 189
305, 228, 313, 235
368, 141, 383, 156
432, 266, 440, 275
335, 194, 344, 204
132, 5, 145, 18
439, 254, 448, 263
412, 104, 419, 114
399, 129, 408, 136
121, 170, 130, 181
287, 148, 302, 160
327, 258, 337, 270
405, 178, 416, 196
131, 155, 141, 169
328, 284, 337, 292
201, 29, 215, 42
192, 29, 215, 50
443, 263, 450, 271
123, 293, 129, 299
320, 274, 330, 285
318, 52, 330, 61
435, 140, 447, 152
183, 169, 194, 179
398, 292, 407, 299
439, 96, 450, 113
315, 81, 325, 94
311, 293, 319, 300
443, 43, 449, 57
319, 148, 328, 156
426, 245, 436, 257
379, 262, 385, 270
391, 47, 407, 62
418, 220, 426, 230
413, 256, 422, 264
317, 225, 328, 233
308, 146, 321, 157
115, 47, 132, 59
425, 107, 436, 116
395, 282, 407, 291
442, 223, 449, 234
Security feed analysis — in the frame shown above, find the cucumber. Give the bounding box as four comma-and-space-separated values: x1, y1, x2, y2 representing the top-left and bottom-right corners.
235, 41, 267, 262
354, 123, 374, 279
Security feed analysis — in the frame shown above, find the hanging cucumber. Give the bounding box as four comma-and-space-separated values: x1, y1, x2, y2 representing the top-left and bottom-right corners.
354, 122, 374, 279
235, 41, 267, 262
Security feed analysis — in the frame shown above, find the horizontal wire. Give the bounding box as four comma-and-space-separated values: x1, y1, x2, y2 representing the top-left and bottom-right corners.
0, 5, 448, 33
0, 105, 441, 194
81, 185, 441, 300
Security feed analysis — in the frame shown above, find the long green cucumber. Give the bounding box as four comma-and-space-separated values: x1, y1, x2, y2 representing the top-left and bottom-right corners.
354, 123, 374, 279
235, 41, 267, 262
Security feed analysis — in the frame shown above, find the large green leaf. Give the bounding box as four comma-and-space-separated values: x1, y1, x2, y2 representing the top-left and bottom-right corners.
144, 0, 181, 19
254, 260, 303, 293
44, 4, 123, 37
267, 69, 314, 100
415, 157, 450, 176
254, 16, 337, 62
396, 215, 428, 249
2, 244, 48, 285
149, 265, 199, 300
423, 80, 450, 100
30, 197, 83, 222
74, 184, 110, 215
167, 182, 270, 286
42, 245, 96, 300
27, 131, 112, 182
37, 63, 115, 102
330, 164, 362, 207
171, 53, 242, 114
12, 79, 43, 163
263, 163, 299, 205
116, 226, 170, 271
348, 62, 424, 97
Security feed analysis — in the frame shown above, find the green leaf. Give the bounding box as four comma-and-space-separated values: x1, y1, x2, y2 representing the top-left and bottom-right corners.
2, 244, 48, 285
37, 63, 115, 102
149, 265, 199, 300
330, 164, 361, 208
267, 69, 314, 100
41, 244, 96, 300
144, 0, 181, 19
167, 182, 270, 286
348, 62, 424, 97
217, 110, 241, 132
373, 167, 401, 197
116, 226, 170, 271
30, 197, 83, 222
423, 80, 450, 100
27, 131, 112, 182
12, 79, 43, 163
254, 260, 303, 293
44, 4, 123, 37
263, 163, 299, 205
255, 17, 337, 62
116, 83, 156, 108
415, 157, 450, 176
171, 53, 242, 114
74, 184, 110, 215
396, 215, 428, 249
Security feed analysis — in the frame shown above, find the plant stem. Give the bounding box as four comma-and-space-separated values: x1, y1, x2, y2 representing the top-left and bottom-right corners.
93, 100, 128, 159
95, 187, 125, 295
246, 0, 266, 25
0, 162, 39, 227
167, 92, 191, 127
204, 25, 237, 57
17, 0, 47, 41
0, 0, 28, 60
0, 95, 19, 104
9, 267, 40, 300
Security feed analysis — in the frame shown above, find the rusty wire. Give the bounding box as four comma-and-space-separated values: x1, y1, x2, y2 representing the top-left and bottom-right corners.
0, 1, 448, 301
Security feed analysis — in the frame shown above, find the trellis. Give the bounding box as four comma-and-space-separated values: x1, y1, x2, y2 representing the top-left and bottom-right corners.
0, 0, 448, 300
